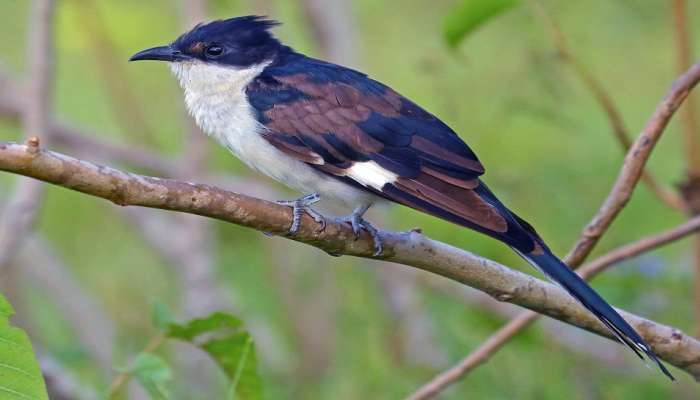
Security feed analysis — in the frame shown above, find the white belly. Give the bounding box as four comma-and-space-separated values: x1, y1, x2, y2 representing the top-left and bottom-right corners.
170, 61, 378, 211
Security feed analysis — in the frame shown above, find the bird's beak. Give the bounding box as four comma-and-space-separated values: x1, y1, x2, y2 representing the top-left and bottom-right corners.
129, 45, 189, 62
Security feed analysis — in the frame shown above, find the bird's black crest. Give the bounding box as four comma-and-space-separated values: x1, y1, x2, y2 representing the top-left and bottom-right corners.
173, 16, 285, 67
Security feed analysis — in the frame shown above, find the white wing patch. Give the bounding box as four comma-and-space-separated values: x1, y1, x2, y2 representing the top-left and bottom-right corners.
347, 161, 398, 190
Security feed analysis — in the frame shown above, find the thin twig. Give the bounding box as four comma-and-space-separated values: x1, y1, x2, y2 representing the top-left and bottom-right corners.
530, 0, 684, 211
578, 216, 700, 279
671, 0, 700, 338
2, 141, 700, 379
107, 333, 167, 399
565, 61, 700, 264
407, 214, 700, 399
407, 312, 538, 400
404, 60, 700, 398
672, 0, 700, 175
0, 0, 55, 268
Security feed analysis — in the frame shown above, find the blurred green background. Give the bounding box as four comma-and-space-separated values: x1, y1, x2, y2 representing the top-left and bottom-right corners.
0, 0, 699, 398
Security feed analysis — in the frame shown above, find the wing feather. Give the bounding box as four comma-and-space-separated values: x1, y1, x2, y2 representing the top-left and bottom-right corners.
246, 57, 520, 241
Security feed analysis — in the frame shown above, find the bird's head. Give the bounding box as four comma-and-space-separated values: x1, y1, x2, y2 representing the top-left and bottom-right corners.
129, 15, 283, 68
130, 15, 287, 102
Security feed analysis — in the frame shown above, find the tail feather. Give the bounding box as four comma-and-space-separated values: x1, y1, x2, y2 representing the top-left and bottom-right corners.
523, 250, 675, 381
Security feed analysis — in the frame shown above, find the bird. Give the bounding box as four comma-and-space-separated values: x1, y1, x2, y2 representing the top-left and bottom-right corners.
130, 15, 674, 380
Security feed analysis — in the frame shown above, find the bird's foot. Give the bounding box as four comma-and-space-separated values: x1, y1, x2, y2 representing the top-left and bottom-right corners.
338, 211, 383, 256
276, 193, 326, 235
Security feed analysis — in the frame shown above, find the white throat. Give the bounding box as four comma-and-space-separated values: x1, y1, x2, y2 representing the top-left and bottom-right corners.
169, 61, 270, 152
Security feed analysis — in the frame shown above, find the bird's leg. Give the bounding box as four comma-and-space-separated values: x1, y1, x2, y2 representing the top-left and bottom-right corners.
276, 193, 326, 235
338, 204, 383, 256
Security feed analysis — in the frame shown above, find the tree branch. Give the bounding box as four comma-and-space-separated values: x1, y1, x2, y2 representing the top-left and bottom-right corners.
1, 140, 699, 380
531, 0, 684, 211
404, 48, 700, 400
671, 0, 700, 339
672, 0, 700, 176
565, 60, 700, 265
407, 214, 700, 399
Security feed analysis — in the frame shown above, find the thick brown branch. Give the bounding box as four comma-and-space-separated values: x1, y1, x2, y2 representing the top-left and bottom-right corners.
1, 141, 699, 381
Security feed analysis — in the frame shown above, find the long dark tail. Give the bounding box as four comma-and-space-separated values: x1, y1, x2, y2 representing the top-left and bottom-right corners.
523, 249, 675, 381
376, 177, 675, 379
465, 182, 675, 380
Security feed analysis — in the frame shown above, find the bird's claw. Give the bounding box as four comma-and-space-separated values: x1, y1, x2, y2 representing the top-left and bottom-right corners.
276, 193, 326, 235
338, 213, 383, 256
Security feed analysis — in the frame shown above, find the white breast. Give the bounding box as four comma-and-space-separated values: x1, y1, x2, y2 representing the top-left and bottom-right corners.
169, 61, 379, 211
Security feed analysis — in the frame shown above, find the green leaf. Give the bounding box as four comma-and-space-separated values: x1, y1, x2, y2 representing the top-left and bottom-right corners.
0, 294, 48, 400
166, 312, 242, 342
444, 0, 520, 47
166, 313, 261, 400
205, 334, 260, 400
125, 353, 172, 400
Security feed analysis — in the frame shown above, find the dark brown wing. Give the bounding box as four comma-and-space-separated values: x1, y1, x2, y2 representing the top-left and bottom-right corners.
246, 57, 535, 250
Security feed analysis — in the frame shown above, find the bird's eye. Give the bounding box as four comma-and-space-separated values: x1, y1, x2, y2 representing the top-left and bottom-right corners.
205, 45, 224, 57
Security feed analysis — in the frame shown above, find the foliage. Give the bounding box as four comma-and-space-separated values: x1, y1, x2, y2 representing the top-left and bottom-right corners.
114, 307, 262, 399
444, 0, 520, 47
119, 353, 172, 400
165, 312, 263, 400
0, 293, 48, 400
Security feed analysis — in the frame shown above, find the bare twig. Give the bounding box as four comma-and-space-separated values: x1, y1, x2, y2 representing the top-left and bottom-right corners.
672, 0, 700, 175
107, 333, 166, 399
407, 312, 538, 400
0, 0, 55, 268
2, 142, 700, 380
577, 216, 700, 279
671, 0, 700, 338
531, 0, 684, 210
565, 61, 700, 264
407, 214, 700, 399
405, 60, 700, 399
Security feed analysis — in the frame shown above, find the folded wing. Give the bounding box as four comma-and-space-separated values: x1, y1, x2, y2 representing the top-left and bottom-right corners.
246, 56, 536, 252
